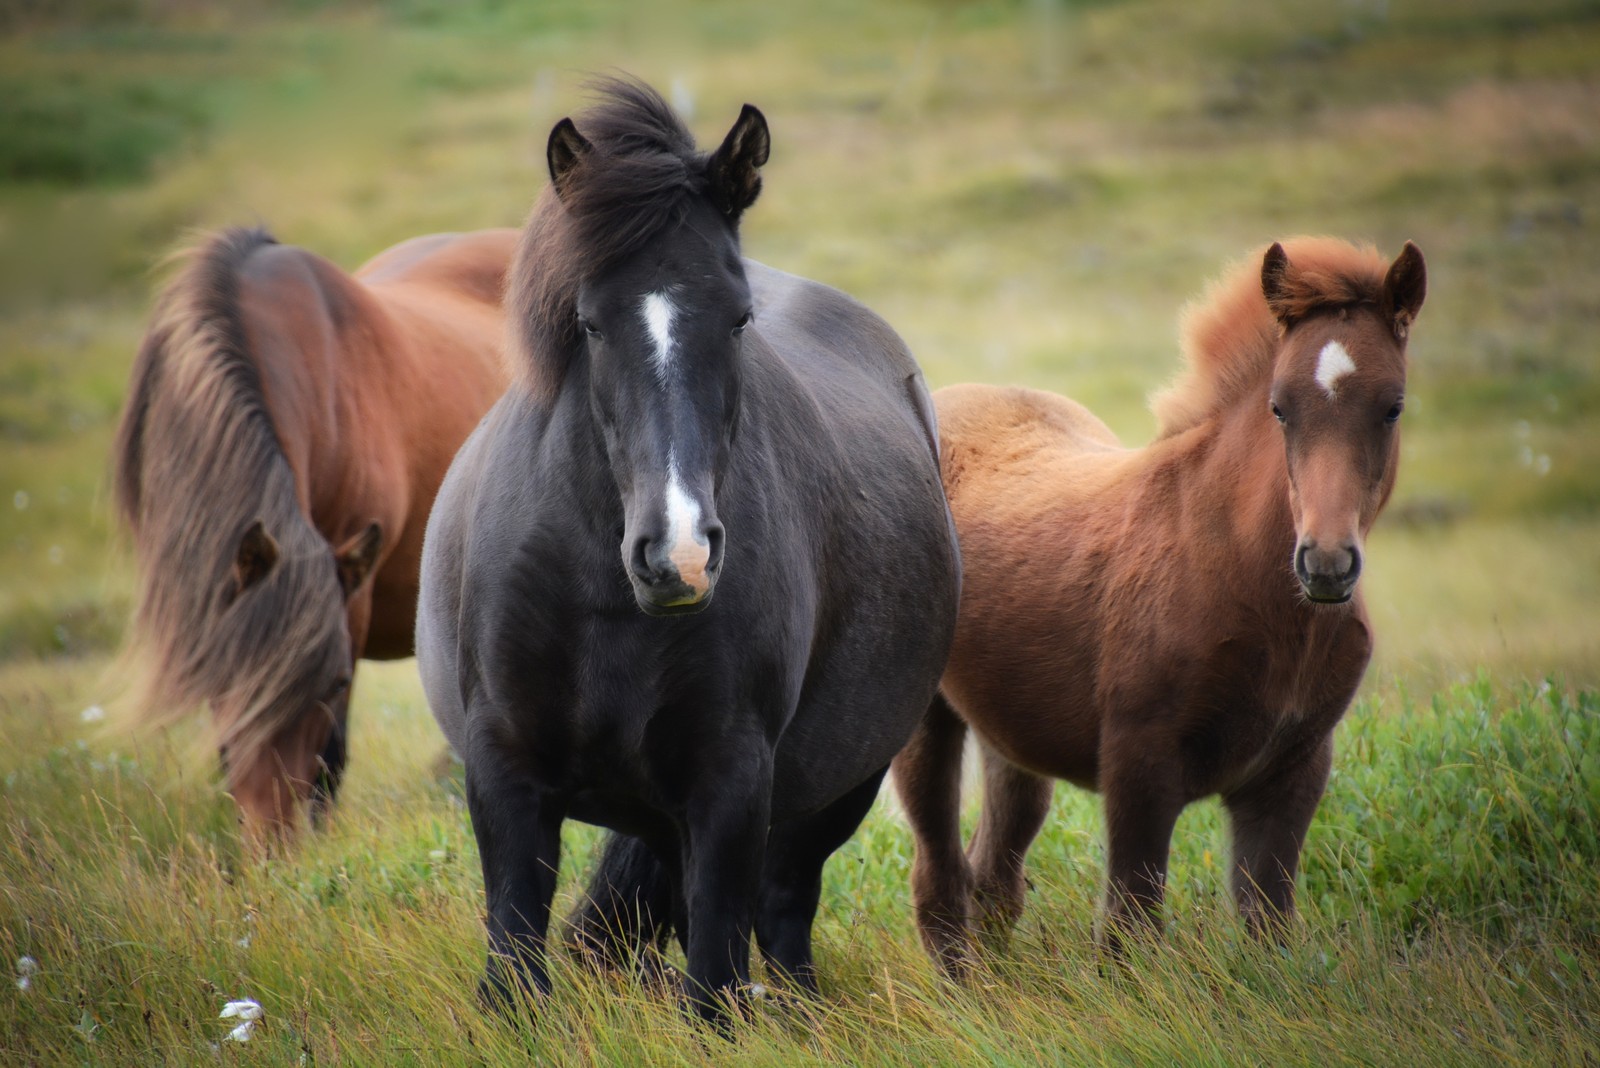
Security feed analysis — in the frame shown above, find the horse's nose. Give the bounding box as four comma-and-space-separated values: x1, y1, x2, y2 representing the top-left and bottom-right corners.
1294, 538, 1362, 603
628, 519, 724, 606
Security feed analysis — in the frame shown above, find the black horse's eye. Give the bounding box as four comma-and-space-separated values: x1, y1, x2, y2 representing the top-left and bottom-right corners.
1384, 399, 1404, 425
1270, 401, 1286, 424
329, 675, 351, 698
732, 311, 753, 335
578, 316, 602, 340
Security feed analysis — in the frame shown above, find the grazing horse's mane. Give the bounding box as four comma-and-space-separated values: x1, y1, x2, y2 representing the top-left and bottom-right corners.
112, 226, 345, 764
1151, 236, 1390, 438
509, 78, 717, 400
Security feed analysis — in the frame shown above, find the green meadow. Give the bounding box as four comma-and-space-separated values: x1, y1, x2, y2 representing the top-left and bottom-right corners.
2, 0, 1597, 1063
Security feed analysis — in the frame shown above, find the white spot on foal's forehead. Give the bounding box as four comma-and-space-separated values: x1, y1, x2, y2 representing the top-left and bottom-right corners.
1314, 340, 1357, 396
641, 292, 676, 385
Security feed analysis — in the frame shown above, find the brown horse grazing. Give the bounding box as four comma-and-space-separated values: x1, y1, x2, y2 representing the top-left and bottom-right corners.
113, 225, 516, 842
893, 237, 1426, 975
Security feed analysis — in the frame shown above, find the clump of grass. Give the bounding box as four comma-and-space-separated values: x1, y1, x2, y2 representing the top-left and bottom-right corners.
0, 77, 209, 186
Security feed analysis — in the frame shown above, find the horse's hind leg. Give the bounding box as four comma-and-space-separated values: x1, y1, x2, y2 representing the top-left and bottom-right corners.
463, 734, 564, 1011
564, 833, 681, 975
755, 766, 888, 995
1223, 734, 1332, 935
891, 692, 976, 978
967, 743, 1053, 948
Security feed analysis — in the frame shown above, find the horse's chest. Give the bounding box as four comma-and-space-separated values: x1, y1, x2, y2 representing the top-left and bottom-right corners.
1193, 616, 1370, 795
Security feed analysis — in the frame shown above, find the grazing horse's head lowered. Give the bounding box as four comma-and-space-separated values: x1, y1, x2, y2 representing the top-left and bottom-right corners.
521, 94, 770, 615
1262, 240, 1426, 604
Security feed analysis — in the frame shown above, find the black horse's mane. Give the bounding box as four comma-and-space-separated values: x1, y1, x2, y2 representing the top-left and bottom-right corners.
510, 77, 721, 400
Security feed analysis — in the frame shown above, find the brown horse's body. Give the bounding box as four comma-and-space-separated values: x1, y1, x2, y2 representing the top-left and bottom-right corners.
114, 226, 516, 840
894, 238, 1426, 974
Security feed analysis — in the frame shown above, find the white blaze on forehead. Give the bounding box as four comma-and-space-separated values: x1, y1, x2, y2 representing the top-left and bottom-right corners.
641, 292, 677, 385
1314, 339, 1357, 396
664, 453, 711, 595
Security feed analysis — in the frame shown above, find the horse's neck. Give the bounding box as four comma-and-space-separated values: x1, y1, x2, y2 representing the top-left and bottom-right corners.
1164, 400, 1298, 592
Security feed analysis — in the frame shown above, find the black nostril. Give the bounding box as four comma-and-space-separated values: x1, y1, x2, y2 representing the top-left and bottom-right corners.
705, 522, 726, 572
629, 536, 658, 585
1343, 547, 1362, 584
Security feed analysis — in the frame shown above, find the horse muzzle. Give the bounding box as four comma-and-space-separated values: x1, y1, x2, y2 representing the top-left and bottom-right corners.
1294, 539, 1361, 604
627, 521, 725, 616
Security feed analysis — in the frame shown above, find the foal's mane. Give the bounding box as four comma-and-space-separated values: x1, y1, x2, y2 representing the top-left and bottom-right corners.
1151, 237, 1390, 438
112, 226, 344, 763
509, 77, 718, 399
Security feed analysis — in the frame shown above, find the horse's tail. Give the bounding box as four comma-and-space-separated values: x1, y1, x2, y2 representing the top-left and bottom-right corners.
564, 833, 680, 970
110, 226, 347, 765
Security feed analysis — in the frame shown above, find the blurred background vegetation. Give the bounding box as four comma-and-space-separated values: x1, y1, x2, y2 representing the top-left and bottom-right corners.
1, 0, 1596, 693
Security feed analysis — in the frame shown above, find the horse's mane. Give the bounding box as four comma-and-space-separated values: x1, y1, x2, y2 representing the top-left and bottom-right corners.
509, 77, 715, 399
112, 226, 345, 766
1150, 236, 1390, 438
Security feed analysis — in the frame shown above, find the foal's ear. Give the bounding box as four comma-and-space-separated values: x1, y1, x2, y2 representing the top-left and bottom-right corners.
228, 519, 278, 603
546, 117, 593, 203
334, 522, 383, 599
1261, 242, 1298, 326
707, 103, 770, 220
1382, 240, 1426, 342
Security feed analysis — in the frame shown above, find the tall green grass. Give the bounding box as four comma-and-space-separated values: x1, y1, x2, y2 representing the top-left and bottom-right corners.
1, 661, 1595, 1064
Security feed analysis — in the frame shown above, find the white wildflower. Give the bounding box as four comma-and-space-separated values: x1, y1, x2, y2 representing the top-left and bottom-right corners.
220, 998, 262, 1021
16, 955, 37, 991
12, 490, 27, 511
81, 705, 105, 724
220, 998, 262, 1042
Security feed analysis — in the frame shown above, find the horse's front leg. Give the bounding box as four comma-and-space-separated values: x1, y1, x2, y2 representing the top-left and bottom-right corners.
464, 728, 564, 1012
680, 744, 772, 1026
1223, 732, 1333, 935
1100, 729, 1185, 947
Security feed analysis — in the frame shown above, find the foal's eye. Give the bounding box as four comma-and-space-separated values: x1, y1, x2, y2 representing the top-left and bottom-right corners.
329, 676, 351, 698
732, 311, 753, 336
1384, 399, 1404, 425
1270, 402, 1286, 425
578, 316, 602, 340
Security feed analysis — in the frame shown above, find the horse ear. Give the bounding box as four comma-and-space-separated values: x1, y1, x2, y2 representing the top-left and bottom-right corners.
1261, 242, 1297, 326
229, 519, 278, 603
1383, 240, 1426, 342
707, 103, 770, 220
334, 521, 383, 599
547, 117, 592, 203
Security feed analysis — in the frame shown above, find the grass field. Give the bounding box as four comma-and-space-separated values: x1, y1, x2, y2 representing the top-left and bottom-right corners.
2, 0, 1598, 1063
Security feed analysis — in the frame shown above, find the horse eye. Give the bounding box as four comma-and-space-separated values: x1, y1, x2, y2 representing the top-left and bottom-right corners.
578, 316, 602, 340
1384, 400, 1404, 425
732, 311, 753, 335
1270, 402, 1286, 425
329, 675, 351, 697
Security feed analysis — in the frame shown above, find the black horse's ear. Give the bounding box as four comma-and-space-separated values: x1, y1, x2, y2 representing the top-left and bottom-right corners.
1261, 242, 1298, 326
334, 521, 383, 599
547, 117, 592, 203
1383, 240, 1426, 342
707, 103, 770, 220
228, 519, 278, 603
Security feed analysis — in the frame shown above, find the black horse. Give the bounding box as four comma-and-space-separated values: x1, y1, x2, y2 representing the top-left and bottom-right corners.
416, 79, 960, 1022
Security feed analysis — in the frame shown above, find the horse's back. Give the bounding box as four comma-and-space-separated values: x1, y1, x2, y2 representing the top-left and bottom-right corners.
936, 383, 1126, 518
747, 261, 940, 456
356, 228, 521, 310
